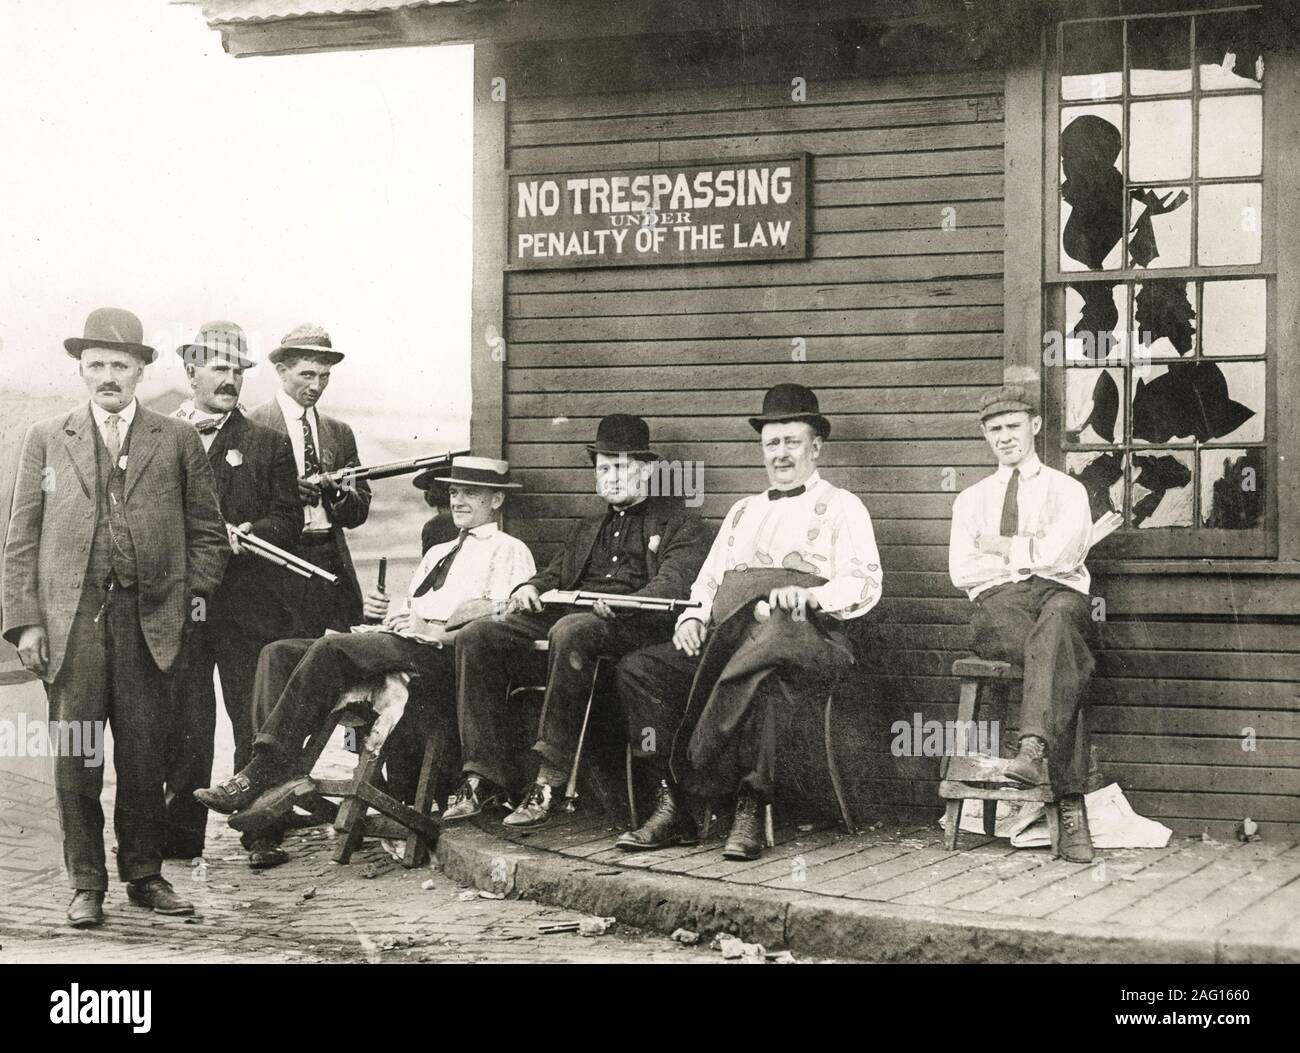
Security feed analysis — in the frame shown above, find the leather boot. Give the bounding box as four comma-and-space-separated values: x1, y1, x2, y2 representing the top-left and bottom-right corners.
1057, 793, 1095, 863
1004, 735, 1048, 787
617, 779, 698, 851
67, 890, 105, 928
126, 876, 195, 915
723, 789, 764, 861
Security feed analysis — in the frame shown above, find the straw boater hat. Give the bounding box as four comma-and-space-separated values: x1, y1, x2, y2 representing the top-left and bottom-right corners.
977, 384, 1041, 422
748, 382, 831, 439
433, 455, 522, 490
268, 322, 344, 365
64, 307, 157, 364
176, 320, 255, 369
585, 414, 660, 462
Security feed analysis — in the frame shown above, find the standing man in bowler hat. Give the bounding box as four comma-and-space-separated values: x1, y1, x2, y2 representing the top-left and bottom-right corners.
248, 323, 370, 636
616, 384, 882, 860
161, 321, 301, 859
949, 384, 1096, 862
445, 414, 712, 829
2, 308, 229, 927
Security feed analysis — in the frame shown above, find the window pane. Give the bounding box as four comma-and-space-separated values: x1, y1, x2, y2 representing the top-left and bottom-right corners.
1129, 16, 1191, 96
1066, 282, 1128, 363
1066, 367, 1124, 444
1130, 100, 1191, 182
1067, 451, 1124, 520
1201, 279, 1266, 357
1201, 448, 1264, 528
1133, 361, 1261, 444
1197, 183, 1262, 265
1133, 279, 1195, 358
1211, 362, 1265, 443
1197, 10, 1263, 91
1199, 96, 1262, 178
1060, 106, 1124, 271
1129, 186, 1191, 268
1062, 20, 1124, 100
1130, 450, 1194, 528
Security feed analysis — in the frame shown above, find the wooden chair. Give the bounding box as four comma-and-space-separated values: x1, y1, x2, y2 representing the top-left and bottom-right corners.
279, 691, 443, 868
939, 657, 1091, 855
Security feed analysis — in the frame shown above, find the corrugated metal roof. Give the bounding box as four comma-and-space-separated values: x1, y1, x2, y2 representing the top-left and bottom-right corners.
193, 0, 479, 24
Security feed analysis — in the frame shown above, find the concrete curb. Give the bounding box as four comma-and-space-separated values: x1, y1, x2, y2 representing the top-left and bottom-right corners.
435, 825, 1300, 963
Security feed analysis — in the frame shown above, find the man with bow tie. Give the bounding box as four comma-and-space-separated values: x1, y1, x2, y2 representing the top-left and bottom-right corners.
2, 308, 228, 928
948, 385, 1096, 863
193, 457, 534, 859
161, 321, 301, 860
248, 323, 370, 636
616, 384, 882, 861
444, 415, 711, 829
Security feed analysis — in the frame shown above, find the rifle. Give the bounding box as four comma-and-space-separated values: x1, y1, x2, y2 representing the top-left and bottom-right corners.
539, 589, 701, 614
315, 448, 471, 490
228, 525, 339, 585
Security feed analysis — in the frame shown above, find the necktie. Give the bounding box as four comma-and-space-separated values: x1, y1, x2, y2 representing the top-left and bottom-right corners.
413, 530, 468, 597
999, 468, 1020, 537
300, 410, 321, 476
194, 417, 223, 435
767, 484, 806, 501
105, 414, 122, 463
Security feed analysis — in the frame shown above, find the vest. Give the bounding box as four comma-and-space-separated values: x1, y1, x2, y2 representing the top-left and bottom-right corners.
86, 417, 138, 588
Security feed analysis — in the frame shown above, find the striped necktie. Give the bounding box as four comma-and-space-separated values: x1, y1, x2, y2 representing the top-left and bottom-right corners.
300, 409, 321, 476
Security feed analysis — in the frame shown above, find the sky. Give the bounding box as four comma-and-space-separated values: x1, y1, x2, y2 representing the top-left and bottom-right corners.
0, 0, 473, 457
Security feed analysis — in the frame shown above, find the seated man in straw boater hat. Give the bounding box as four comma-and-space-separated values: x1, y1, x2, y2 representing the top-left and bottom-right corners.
616, 384, 883, 861
193, 457, 534, 856
445, 414, 712, 829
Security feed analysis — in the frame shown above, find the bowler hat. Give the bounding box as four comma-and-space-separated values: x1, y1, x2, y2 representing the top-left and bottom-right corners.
176, 320, 255, 369
64, 307, 156, 364
269, 322, 344, 365
748, 383, 830, 439
585, 414, 660, 461
432, 455, 522, 490
978, 384, 1040, 422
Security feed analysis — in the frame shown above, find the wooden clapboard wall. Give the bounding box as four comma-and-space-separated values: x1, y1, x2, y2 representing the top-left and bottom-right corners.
493, 25, 1300, 840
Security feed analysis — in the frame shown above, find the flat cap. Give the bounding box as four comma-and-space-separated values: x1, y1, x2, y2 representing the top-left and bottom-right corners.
977, 384, 1040, 422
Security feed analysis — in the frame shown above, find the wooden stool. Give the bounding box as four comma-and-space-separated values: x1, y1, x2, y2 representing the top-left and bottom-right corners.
939, 657, 1083, 855
283, 699, 442, 868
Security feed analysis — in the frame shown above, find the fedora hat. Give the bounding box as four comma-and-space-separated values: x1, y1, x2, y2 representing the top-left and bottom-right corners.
64, 307, 156, 363
268, 322, 344, 365
176, 320, 255, 369
585, 414, 659, 461
433, 455, 522, 490
748, 383, 830, 439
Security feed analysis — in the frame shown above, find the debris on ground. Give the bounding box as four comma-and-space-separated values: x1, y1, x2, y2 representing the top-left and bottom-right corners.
457, 889, 478, 901
1236, 818, 1261, 843
478, 890, 506, 900
671, 928, 700, 945
797, 824, 815, 833
301, 886, 317, 900
538, 922, 581, 934
1200, 831, 1219, 844
421, 879, 436, 891
712, 934, 765, 960
578, 916, 615, 936
765, 950, 796, 964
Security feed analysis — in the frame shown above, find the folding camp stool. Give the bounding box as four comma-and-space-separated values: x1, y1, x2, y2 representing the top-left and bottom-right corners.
939, 657, 1091, 855
507, 639, 637, 826
281, 693, 443, 868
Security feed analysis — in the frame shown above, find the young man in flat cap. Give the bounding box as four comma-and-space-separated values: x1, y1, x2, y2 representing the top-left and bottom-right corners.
949, 385, 1096, 863
194, 457, 535, 856
445, 414, 712, 829
2, 308, 229, 927
248, 323, 370, 637
161, 321, 301, 860
616, 384, 882, 860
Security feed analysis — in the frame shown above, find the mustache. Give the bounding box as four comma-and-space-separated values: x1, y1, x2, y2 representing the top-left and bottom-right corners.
96, 384, 121, 393
215, 385, 239, 395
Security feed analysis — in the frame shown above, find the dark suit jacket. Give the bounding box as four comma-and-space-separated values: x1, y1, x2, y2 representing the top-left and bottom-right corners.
202, 409, 300, 635
1, 404, 229, 682
248, 399, 371, 624
524, 496, 714, 601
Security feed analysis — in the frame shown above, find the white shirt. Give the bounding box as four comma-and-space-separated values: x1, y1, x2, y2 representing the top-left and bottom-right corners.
948, 453, 1092, 600
401, 521, 536, 631
679, 470, 883, 627
275, 388, 331, 532
89, 397, 137, 458
173, 399, 232, 452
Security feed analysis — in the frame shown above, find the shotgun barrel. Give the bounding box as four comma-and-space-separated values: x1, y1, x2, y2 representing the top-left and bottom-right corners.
539, 589, 701, 614
316, 447, 471, 489
228, 525, 339, 585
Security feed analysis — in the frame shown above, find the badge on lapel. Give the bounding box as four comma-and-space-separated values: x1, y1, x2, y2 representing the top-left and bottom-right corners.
648, 534, 661, 554
226, 449, 244, 467
117, 455, 128, 472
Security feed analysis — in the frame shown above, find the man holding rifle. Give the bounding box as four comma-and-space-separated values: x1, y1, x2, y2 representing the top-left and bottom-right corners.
445, 415, 711, 829
248, 323, 370, 635
161, 321, 301, 860
193, 457, 534, 855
